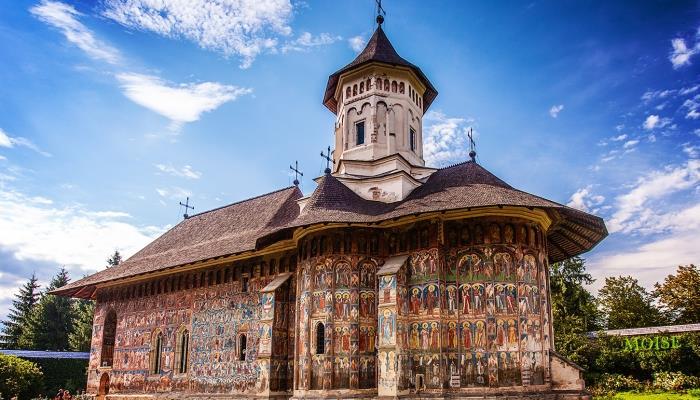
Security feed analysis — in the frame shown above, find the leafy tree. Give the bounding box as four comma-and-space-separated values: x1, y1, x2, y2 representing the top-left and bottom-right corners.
0, 274, 40, 349
0, 354, 44, 399
68, 299, 94, 352
653, 264, 700, 324
549, 257, 600, 368
19, 268, 74, 351
598, 275, 665, 329
106, 250, 122, 268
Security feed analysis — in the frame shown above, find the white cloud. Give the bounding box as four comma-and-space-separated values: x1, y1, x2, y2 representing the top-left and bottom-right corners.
116, 73, 252, 129
683, 96, 700, 120
567, 185, 605, 212
154, 163, 202, 179
682, 142, 700, 158
30, 0, 121, 64
0, 187, 164, 274
680, 84, 700, 95
608, 159, 700, 234
348, 35, 366, 52
549, 104, 564, 118
669, 37, 699, 69
102, 0, 294, 68
155, 186, 192, 200
611, 134, 627, 142
643, 114, 671, 130
0, 128, 51, 157
423, 111, 474, 167
281, 32, 341, 53
688, 109, 700, 120
641, 89, 675, 102
622, 139, 639, 149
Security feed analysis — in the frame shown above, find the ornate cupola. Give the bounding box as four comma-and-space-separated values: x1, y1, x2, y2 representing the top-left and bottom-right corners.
322, 17, 439, 203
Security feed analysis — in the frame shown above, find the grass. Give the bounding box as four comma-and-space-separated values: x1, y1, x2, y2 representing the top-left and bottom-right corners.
595, 392, 700, 400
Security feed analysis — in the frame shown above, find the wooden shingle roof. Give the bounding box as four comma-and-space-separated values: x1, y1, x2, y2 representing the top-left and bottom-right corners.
53, 161, 607, 298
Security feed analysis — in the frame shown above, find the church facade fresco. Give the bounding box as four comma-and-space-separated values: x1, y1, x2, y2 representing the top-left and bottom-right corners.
60, 13, 605, 400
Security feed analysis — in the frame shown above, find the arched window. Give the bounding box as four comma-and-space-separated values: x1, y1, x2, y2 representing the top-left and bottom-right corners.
100, 310, 117, 367
359, 82, 364, 93
315, 323, 325, 354
375, 77, 382, 90
366, 78, 371, 90
346, 87, 351, 98
150, 330, 163, 374
391, 81, 397, 93
419, 97, 422, 108
353, 84, 357, 96
384, 79, 390, 91
175, 328, 189, 374
399, 82, 405, 94
410, 127, 416, 151
239, 334, 247, 361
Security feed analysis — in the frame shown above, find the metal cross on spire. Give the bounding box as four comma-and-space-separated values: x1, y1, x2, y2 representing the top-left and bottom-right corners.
320, 146, 334, 174
289, 160, 303, 186
467, 128, 477, 162
375, 0, 386, 25
179, 197, 194, 220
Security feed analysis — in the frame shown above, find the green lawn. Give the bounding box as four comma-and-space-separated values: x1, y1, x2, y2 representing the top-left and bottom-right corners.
597, 392, 699, 400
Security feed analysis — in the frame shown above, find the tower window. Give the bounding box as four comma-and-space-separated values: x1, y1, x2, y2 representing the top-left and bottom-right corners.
176, 328, 189, 374
410, 127, 416, 151
150, 330, 163, 374
100, 310, 117, 367
315, 323, 325, 354
242, 276, 249, 293
356, 121, 365, 145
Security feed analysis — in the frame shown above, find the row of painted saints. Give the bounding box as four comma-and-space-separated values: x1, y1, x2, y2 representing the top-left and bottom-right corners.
305, 261, 376, 291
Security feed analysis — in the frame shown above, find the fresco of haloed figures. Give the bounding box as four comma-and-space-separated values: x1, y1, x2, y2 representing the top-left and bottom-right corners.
404, 240, 547, 390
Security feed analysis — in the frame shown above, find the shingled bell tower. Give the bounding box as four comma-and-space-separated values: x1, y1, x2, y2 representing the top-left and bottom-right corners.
323, 19, 439, 203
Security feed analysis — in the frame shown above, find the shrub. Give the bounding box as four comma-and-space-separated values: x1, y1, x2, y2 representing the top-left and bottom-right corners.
688, 388, 700, 397
0, 354, 44, 399
590, 373, 644, 396
652, 371, 700, 392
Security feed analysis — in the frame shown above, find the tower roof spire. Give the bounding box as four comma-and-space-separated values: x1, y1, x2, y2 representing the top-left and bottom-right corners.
322, 23, 438, 115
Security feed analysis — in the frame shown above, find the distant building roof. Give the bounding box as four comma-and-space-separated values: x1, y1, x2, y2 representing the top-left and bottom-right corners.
587, 323, 700, 338
0, 349, 90, 359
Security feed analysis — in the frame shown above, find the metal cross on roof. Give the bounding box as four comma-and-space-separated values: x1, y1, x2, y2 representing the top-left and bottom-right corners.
320, 146, 334, 174
467, 128, 477, 162
375, 0, 386, 24
179, 197, 194, 220
289, 160, 303, 186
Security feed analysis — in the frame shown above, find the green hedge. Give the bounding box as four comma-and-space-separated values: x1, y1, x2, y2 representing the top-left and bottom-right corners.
0, 354, 44, 399
578, 332, 700, 386
29, 358, 87, 395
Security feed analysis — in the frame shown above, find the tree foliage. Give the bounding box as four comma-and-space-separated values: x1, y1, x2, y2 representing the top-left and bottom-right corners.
19, 268, 74, 351
0, 274, 40, 349
106, 250, 122, 268
598, 275, 665, 330
68, 299, 94, 352
0, 353, 44, 399
653, 264, 700, 324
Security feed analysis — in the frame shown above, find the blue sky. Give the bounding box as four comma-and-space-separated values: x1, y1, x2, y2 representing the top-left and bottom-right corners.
0, 0, 699, 317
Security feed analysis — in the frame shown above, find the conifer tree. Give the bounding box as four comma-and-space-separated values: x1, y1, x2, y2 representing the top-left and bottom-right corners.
19, 268, 74, 351
106, 250, 122, 268
0, 274, 40, 349
69, 299, 94, 352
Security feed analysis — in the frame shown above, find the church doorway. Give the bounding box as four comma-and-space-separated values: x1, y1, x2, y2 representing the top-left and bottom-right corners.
97, 373, 110, 399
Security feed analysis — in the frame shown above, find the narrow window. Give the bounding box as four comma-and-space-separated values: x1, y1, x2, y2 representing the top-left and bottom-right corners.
151, 331, 163, 374
346, 87, 351, 98
366, 78, 371, 90
242, 276, 249, 293
399, 82, 405, 94
177, 329, 189, 374
101, 310, 117, 367
360, 81, 364, 93
356, 121, 365, 145
239, 334, 247, 361
410, 127, 416, 151
353, 84, 357, 96
315, 323, 325, 354
391, 81, 397, 93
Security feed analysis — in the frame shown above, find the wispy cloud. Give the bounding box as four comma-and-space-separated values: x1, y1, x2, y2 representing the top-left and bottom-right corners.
348, 35, 366, 52
281, 32, 341, 53
116, 73, 252, 130
154, 163, 202, 179
567, 185, 605, 212
423, 111, 474, 167
102, 0, 295, 68
643, 114, 671, 130
30, 0, 121, 64
155, 186, 191, 200
669, 36, 699, 69
608, 159, 700, 234
0, 128, 51, 157
549, 104, 564, 118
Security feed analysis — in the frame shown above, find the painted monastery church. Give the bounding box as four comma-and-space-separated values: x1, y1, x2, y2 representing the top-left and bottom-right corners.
55, 16, 607, 400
